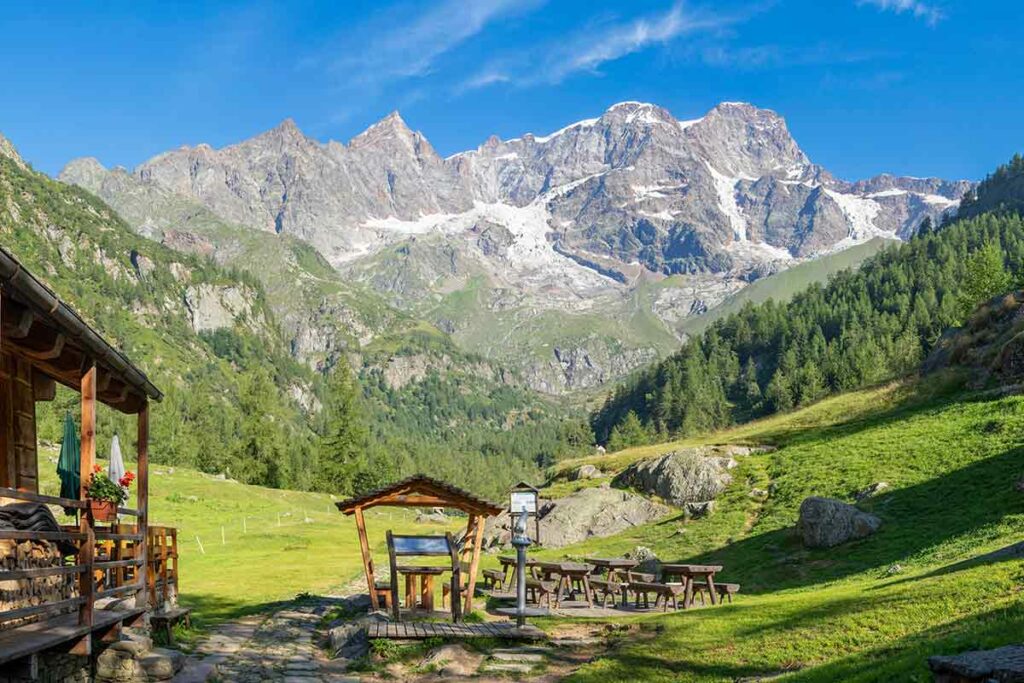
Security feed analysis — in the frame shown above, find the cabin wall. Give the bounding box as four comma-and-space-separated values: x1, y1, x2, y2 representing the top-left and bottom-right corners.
0, 352, 38, 492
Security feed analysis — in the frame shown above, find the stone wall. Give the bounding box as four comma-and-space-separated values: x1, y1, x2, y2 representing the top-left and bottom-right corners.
0, 652, 91, 683
0, 537, 77, 631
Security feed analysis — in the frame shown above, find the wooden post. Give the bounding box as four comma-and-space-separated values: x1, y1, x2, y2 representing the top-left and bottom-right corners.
80, 364, 96, 500
463, 514, 486, 614
135, 401, 149, 611
354, 507, 378, 610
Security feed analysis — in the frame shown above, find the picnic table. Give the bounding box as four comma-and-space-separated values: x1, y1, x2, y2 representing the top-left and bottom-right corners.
497, 555, 543, 593
397, 565, 447, 612
588, 557, 639, 581
661, 564, 724, 608
537, 561, 595, 607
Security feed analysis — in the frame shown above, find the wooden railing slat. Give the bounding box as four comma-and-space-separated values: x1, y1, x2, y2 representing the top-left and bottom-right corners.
0, 486, 87, 510
0, 565, 87, 581
0, 597, 87, 624
0, 529, 87, 542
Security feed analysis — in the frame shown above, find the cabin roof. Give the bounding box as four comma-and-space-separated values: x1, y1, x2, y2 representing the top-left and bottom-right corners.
335, 474, 503, 516
0, 245, 162, 413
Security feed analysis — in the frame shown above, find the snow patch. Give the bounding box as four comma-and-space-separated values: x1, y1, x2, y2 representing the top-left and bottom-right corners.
865, 189, 907, 199
823, 189, 886, 241
706, 163, 748, 241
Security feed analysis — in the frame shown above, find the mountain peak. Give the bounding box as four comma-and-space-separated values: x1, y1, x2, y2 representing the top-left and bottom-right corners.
349, 110, 417, 148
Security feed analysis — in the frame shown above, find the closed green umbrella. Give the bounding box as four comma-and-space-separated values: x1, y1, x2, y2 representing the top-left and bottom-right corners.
57, 412, 80, 507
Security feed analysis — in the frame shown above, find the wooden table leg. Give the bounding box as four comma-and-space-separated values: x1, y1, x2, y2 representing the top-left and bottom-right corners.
405, 575, 415, 610
706, 573, 718, 605
683, 577, 694, 609
422, 575, 434, 612
582, 575, 593, 607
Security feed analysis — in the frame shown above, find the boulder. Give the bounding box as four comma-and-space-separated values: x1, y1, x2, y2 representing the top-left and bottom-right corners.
569, 464, 602, 481
482, 487, 670, 550
797, 497, 881, 549
612, 448, 737, 508
626, 546, 661, 575
928, 644, 1024, 682
420, 643, 484, 677
854, 482, 889, 502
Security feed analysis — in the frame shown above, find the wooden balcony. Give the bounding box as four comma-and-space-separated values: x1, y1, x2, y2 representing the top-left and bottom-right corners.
0, 489, 179, 670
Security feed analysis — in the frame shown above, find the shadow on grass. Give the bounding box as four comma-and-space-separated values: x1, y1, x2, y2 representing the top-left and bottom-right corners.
665, 420, 1024, 592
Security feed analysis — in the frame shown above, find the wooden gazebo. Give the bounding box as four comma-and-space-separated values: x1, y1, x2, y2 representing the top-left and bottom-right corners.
335, 475, 503, 615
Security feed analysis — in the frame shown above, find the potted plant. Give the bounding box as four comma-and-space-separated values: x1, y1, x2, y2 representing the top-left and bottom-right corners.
85, 464, 134, 522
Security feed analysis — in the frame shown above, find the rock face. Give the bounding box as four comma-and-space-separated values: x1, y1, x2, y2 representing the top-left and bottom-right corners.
797, 497, 882, 548
482, 486, 670, 549
59, 102, 972, 395
612, 447, 738, 510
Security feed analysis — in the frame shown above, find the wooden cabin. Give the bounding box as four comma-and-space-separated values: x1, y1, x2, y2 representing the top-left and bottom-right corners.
0, 246, 166, 678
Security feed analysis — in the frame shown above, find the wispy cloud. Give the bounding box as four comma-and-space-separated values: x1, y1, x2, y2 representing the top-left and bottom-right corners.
699, 43, 887, 70
857, 0, 945, 26
462, 2, 739, 90
331, 0, 545, 85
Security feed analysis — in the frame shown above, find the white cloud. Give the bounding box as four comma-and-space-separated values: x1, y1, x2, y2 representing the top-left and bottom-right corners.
332, 0, 546, 84
461, 2, 736, 90
544, 2, 730, 83
857, 0, 945, 26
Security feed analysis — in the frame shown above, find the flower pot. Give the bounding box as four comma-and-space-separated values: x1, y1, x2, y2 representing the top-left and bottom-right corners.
89, 499, 118, 522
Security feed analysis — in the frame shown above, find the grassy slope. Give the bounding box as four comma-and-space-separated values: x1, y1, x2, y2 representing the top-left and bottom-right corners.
677, 238, 893, 337
37, 449, 455, 627
533, 377, 1024, 681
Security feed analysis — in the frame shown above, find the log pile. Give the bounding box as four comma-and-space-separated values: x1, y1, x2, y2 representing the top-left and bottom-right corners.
0, 503, 79, 631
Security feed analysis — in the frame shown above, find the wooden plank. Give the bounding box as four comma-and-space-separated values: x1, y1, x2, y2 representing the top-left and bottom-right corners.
0, 608, 146, 665
464, 514, 485, 614
0, 565, 86, 581
0, 486, 87, 510
80, 364, 95, 501
0, 597, 87, 624
353, 507, 378, 611
136, 403, 149, 611
96, 582, 144, 600
94, 532, 144, 541
0, 529, 88, 542
77, 518, 94, 628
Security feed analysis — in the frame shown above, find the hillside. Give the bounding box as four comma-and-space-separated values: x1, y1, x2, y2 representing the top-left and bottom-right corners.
591, 172, 1024, 445
1, 142, 579, 499
533, 377, 1024, 681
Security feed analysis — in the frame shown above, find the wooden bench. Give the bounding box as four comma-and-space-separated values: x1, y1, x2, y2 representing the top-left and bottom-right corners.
627, 580, 687, 611
149, 606, 192, 644
525, 577, 558, 608
692, 581, 740, 605
588, 578, 622, 608
442, 562, 471, 609
482, 568, 506, 591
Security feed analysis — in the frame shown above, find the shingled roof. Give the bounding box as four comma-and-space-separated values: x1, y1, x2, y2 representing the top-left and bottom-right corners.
335, 474, 503, 516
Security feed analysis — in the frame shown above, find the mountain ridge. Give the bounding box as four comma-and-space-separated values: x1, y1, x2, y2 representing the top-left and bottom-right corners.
59, 100, 973, 394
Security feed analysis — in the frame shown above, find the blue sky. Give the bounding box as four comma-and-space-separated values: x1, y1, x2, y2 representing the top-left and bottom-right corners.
0, 1, 1020, 181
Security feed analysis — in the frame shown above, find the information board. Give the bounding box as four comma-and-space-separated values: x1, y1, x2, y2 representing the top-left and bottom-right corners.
510, 490, 537, 514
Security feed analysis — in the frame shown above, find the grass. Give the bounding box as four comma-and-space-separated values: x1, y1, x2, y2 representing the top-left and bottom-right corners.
37, 452, 459, 628
527, 376, 1024, 681
36, 372, 1024, 679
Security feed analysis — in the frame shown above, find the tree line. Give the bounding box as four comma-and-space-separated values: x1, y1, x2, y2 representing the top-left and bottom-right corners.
591, 155, 1024, 449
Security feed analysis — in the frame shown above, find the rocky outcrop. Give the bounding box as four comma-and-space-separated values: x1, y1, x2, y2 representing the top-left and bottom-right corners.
797, 497, 882, 548
182, 284, 266, 334
612, 447, 739, 512
482, 486, 670, 550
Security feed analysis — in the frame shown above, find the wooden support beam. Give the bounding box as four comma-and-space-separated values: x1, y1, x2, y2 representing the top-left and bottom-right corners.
464, 515, 485, 615
80, 364, 96, 499
20, 333, 64, 361
32, 371, 56, 402
353, 507, 378, 610
135, 402, 149, 611
3, 306, 34, 339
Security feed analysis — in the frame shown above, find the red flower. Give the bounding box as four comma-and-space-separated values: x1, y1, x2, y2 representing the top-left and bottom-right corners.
92, 464, 102, 473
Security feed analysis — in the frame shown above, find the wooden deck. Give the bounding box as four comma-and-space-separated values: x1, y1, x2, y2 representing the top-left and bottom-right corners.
0, 608, 146, 666
366, 620, 545, 641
